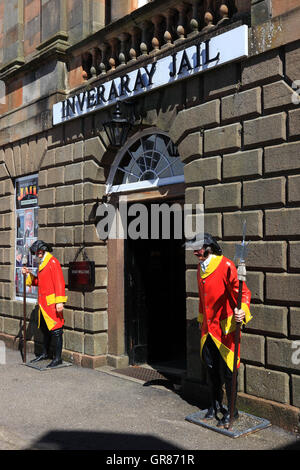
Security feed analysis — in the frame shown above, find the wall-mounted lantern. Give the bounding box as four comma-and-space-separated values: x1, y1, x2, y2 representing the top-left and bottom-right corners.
103, 101, 133, 147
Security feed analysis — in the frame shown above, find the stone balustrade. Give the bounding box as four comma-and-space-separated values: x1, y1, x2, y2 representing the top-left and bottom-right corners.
77, 0, 250, 83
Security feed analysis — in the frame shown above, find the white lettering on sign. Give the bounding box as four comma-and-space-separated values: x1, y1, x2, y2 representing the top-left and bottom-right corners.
53, 25, 248, 125
71, 270, 90, 274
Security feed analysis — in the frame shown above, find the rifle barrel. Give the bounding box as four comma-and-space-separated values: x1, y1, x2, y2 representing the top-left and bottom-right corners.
23, 272, 27, 363
228, 279, 243, 430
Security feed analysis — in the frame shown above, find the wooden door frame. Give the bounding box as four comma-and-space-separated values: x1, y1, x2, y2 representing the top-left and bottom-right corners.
107, 183, 185, 368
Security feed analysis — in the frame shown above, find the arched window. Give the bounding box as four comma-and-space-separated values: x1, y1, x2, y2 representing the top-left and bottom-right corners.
137, 0, 150, 7
106, 130, 184, 194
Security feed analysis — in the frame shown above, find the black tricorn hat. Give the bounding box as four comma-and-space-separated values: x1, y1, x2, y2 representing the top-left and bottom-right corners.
30, 240, 53, 254
185, 232, 222, 255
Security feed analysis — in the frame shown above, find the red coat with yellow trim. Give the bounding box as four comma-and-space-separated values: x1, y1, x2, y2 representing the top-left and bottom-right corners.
26, 253, 67, 331
197, 255, 252, 372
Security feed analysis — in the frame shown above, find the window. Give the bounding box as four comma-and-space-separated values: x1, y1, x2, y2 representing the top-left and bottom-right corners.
137, 0, 150, 7
107, 0, 152, 25
15, 175, 39, 301
107, 130, 184, 194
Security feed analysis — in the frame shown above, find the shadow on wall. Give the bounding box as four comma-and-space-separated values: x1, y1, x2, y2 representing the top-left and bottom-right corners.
27, 430, 181, 450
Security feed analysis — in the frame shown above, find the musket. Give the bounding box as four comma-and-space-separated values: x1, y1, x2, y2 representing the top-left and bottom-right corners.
226, 221, 249, 430
22, 229, 30, 363
22, 255, 27, 363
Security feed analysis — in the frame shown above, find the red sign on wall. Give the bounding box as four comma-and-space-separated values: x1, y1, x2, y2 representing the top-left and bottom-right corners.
68, 261, 95, 291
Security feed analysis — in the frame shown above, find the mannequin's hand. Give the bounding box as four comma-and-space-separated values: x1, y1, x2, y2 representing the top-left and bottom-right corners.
234, 308, 245, 323
56, 303, 64, 313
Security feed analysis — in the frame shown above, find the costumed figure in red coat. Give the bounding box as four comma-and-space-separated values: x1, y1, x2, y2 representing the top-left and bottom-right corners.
186, 233, 252, 427
22, 240, 67, 368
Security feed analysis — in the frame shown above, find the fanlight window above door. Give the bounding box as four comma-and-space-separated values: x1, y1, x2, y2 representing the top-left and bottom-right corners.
106, 132, 184, 194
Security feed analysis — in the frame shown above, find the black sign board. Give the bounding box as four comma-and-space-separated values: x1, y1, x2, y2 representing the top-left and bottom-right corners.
68, 261, 95, 291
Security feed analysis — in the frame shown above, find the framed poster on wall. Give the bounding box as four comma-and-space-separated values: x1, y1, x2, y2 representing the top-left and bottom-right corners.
15, 175, 39, 302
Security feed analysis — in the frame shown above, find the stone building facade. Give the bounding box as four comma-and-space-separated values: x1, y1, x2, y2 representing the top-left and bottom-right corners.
0, 0, 299, 432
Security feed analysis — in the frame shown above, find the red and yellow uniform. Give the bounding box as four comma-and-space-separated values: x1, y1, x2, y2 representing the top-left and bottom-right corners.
197, 255, 252, 372
26, 252, 67, 331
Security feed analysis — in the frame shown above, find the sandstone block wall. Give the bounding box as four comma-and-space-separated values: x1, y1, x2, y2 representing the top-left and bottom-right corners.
0, 0, 106, 69
170, 43, 300, 408
0, 0, 106, 119
0, 1, 299, 412
0, 112, 109, 367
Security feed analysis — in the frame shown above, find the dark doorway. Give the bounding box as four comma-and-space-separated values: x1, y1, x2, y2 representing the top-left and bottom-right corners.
124, 201, 186, 371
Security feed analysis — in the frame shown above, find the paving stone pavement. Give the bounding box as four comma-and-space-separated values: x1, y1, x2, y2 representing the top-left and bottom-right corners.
0, 348, 299, 451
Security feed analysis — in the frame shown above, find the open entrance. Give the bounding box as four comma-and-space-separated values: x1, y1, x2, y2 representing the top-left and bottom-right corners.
124, 201, 186, 372
106, 129, 186, 376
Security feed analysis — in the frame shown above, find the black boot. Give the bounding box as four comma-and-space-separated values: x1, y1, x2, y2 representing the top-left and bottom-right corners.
46, 328, 63, 368
204, 369, 226, 420
217, 376, 239, 428
204, 400, 226, 419
218, 409, 239, 428
30, 330, 51, 363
